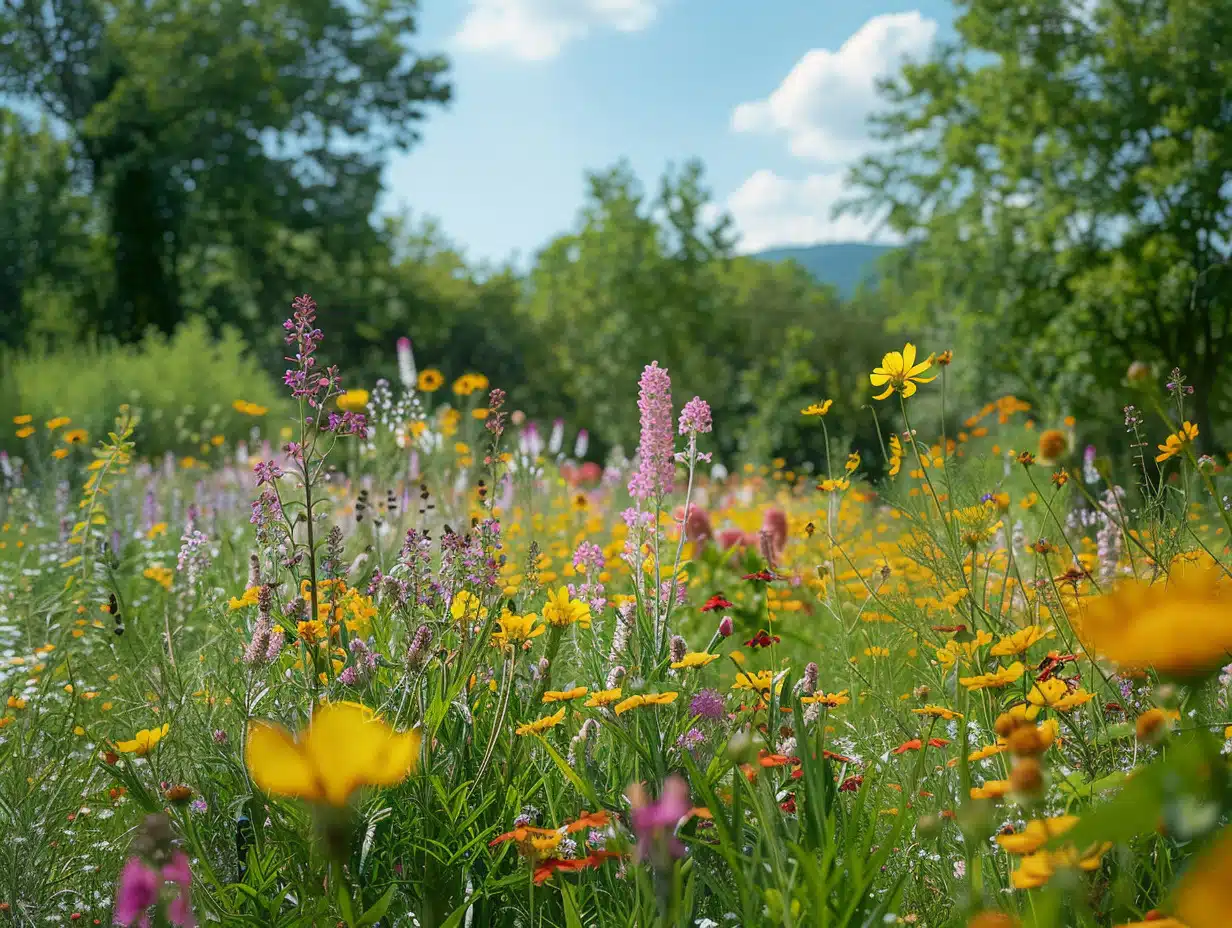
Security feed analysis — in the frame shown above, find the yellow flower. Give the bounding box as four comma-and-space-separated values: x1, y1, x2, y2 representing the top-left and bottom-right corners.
143, 566, 174, 592
670, 652, 720, 670
7, 696, 26, 710
888, 434, 904, 477
997, 815, 1079, 855
1080, 570, 1232, 678
16, 426, 34, 439
417, 369, 444, 392
228, 586, 261, 611
614, 692, 678, 715
960, 662, 1025, 690
936, 631, 994, 667
116, 723, 170, 756
968, 743, 1006, 762
845, 452, 861, 474
450, 590, 489, 624
970, 780, 1011, 801
515, 707, 566, 736
297, 619, 327, 645
492, 610, 545, 650
801, 690, 850, 707
731, 670, 781, 696
542, 586, 591, 629
12, 414, 31, 425
232, 400, 268, 416
51, 448, 69, 460
913, 705, 962, 721
1156, 421, 1199, 463
990, 626, 1049, 657
45, 416, 71, 431
543, 686, 588, 703
584, 688, 622, 708
801, 400, 833, 417
337, 389, 369, 413
246, 701, 421, 806
1010, 842, 1111, 889
1026, 678, 1094, 712
870, 343, 937, 401
817, 477, 850, 493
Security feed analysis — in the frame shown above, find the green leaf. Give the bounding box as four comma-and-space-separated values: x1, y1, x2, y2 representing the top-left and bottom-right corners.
355, 885, 396, 927
560, 882, 585, 928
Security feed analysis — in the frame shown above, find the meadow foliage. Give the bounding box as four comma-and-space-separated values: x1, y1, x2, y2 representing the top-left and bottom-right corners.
1, 297, 1232, 927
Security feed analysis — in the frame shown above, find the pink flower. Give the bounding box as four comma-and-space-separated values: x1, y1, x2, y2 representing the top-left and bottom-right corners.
627, 775, 692, 865
718, 615, 734, 638
161, 852, 196, 927
628, 362, 675, 500
677, 396, 712, 435
115, 858, 158, 927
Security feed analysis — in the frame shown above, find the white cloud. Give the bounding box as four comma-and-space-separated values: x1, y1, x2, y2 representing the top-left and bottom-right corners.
724, 169, 900, 254
731, 11, 937, 164
455, 0, 663, 61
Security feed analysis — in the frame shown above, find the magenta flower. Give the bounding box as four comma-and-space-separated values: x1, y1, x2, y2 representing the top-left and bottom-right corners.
115, 857, 159, 926
162, 852, 196, 927
627, 774, 692, 865
628, 362, 675, 500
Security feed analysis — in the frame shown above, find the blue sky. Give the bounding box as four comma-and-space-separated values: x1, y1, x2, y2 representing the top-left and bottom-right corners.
383, 0, 955, 265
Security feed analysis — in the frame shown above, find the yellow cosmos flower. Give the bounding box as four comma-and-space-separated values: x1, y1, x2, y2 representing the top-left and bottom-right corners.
1010, 842, 1111, 890
870, 343, 937, 401
15, 426, 34, 439
801, 690, 850, 707
1155, 421, 1199, 463
228, 586, 261, 610
731, 670, 781, 696
1079, 570, 1232, 678
515, 707, 566, 736
1026, 679, 1094, 712
297, 619, 327, 645
970, 780, 1011, 801
801, 400, 833, 417
246, 701, 421, 806
45, 416, 71, 431
232, 400, 268, 416
960, 662, 1025, 690
936, 631, 994, 666
116, 723, 170, 756
492, 610, 545, 650
614, 692, 679, 715
417, 369, 444, 392
913, 705, 962, 721
542, 587, 591, 629
543, 686, 588, 703
143, 566, 174, 591
990, 626, 1049, 657
584, 688, 622, 708
670, 652, 720, 670
12, 414, 31, 425
997, 815, 1079, 855
337, 389, 370, 413
817, 477, 850, 492
968, 743, 1006, 762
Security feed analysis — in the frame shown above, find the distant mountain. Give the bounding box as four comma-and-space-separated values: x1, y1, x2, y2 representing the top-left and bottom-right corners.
753, 242, 896, 297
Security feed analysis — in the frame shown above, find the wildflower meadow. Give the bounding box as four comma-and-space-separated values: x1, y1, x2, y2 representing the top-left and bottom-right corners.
1, 294, 1231, 928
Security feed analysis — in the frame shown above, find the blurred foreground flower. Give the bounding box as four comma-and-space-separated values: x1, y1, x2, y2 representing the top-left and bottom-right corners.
246, 701, 421, 806
627, 774, 691, 866
1080, 569, 1232, 678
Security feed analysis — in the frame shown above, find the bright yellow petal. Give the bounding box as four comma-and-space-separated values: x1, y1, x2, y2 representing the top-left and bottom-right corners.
872, 384, 895, 401
900, 381, 918, 398
906, 360, 933, 378
304, 702, 399, 805
880, 351, 904, 372
369, 727, 423, 784
869, 372, 891, 386
247, 721, 323, 802
911, 372, 938, 384
901, 343, 917, 370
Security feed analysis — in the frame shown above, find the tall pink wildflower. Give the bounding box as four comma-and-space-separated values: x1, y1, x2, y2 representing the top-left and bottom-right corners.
628, 361, 675, 500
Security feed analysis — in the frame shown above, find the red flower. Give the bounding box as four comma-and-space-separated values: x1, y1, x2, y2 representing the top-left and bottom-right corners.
758, 750, 792, 768
564, 810, 611, 833
701, 594, 734, 613
744, 629, 781, 649
742, 570, 776, 582
839, 775, 864, 792
823, 749, 855, 764
532, 852, 620, 885
779, 794, 797, 814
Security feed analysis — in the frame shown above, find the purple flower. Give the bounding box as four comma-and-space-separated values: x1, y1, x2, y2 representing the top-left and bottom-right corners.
115, 857, 159, 926
627, 775, 691, 865
689, 688, 726, 721
162, 851, 196, 927
627, 362, 675, 500
678, 396, 712, 435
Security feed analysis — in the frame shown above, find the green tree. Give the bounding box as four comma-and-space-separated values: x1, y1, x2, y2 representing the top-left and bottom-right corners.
844, 0, 1232, 444
0, 109, 104, 345
0, 0, 451, 339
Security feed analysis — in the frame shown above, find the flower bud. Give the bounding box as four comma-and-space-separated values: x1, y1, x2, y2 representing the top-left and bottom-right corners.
718, 616, 734, 638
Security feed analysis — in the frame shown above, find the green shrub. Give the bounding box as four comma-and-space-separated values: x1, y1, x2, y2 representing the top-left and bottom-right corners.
0, 318, 287, 460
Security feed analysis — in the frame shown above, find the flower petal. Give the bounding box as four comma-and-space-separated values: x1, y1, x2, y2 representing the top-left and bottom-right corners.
869, 372, 891, 386
247, 722, 323, 802
901, 343, 917, 370
872, 384, 895, 401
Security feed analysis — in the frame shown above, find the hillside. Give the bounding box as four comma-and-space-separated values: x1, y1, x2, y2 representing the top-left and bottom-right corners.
754, 242, 895, 297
